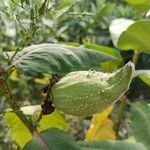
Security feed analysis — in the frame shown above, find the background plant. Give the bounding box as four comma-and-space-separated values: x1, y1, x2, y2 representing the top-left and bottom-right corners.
0, 0, 150, 150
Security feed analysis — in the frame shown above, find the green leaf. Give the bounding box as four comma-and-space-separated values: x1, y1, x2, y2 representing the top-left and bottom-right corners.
4, 107, 68, 148
78, 140, 147, 150
118, 19, 150, 53
125, 0, 150, 12
11, 43, 114, 75
140, 74, 150, 86
54, 0, 77, 10
45, 0, 79, 19
84, 43, 124, 71
109, 18, 134, 47
134, 70, 150, 86
84, 43, 122, 59
23, 128, 80, 150
131, 101, 150, 149
38, 0, 47, 16
148, 103, 150, 109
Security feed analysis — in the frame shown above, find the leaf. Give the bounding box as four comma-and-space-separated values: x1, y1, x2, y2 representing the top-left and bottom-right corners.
23, 128, 80, 150
125, 0, 150, 12
4, 106, 68, 148
131, 101, 150, 150
37, 110, 68, 132
11, 43, 114, 75
84, 43, 122, 59
22, 106, 68, 131
78, 140, 147, 150
118, 19, 150, 53
34, 76, 50, 85
9, 69, 19, 81
139, 73, 150, 86
109, 18, 134, 47
86, 106, 116, 140
134, 70, 150, 86
54, 0, 77, 10
4, 111, 32, 148
148, 103, 150, 109
84, 43, 123, 71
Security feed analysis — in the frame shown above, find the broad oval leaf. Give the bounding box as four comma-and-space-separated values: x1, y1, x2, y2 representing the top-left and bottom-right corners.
84, 43, 122, 60
11, 43, 114, 74
109, 18, 134, 47
118, 20, 150, 53
52, 62, 134, 116
131, 101, 150, 150
78, 140, 147, 150
125, 0, 150, 12
23, 128, 80, 150
84, 43, 124, 71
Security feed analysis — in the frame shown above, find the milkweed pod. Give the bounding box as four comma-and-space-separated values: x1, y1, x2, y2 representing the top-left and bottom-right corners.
52, 62, 134, 116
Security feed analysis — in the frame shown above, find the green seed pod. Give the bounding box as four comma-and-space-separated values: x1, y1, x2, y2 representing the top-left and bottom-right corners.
52, 62, 134, 116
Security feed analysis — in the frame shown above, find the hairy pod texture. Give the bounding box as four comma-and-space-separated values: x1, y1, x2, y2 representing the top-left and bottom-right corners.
52, 62, 134, 116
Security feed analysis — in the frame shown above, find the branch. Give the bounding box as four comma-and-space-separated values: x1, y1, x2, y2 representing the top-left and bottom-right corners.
0, 68, 49, 150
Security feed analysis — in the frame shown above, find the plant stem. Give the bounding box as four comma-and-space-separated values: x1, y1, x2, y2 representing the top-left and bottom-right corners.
132, 50, 140, 66
114, 95, 127, 138
0, 78, 49, 150
9, 26, 38, 65
49, 10, 93, 17
2, 82, 34, 132
114, 50, 140, 137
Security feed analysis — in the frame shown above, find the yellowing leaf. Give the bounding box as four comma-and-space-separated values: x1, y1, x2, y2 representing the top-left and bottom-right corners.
34, 76, 49, 85
92, 106, 113, 123
86, 106, 116, 140
4, 107, 68, 148
4, 111, 33, 147
37, 110, 68, 132
9, 69, 19, 81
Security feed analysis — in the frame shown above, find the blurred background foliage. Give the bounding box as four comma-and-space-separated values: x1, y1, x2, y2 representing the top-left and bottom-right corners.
0, 0, 150, 149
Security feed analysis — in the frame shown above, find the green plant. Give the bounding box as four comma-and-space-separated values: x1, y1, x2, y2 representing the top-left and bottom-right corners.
0, 0, 150, 150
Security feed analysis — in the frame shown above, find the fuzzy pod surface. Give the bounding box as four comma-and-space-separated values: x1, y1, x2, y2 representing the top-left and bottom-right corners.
52, 62, 134, 116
